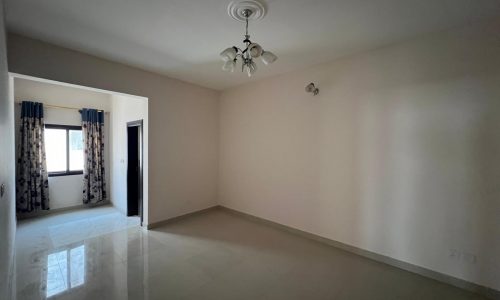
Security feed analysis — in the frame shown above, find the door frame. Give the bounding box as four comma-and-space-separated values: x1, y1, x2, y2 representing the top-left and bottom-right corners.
126, 120, 143, 225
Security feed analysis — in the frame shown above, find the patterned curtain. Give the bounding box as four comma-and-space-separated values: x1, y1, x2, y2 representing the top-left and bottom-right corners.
16, 101, 50, 212
81, 108, 106, 204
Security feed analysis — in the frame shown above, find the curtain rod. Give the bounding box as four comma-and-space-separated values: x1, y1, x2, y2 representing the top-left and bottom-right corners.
16, 102, 108, 113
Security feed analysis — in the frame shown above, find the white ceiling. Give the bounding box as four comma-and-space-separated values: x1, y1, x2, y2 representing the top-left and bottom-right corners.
6, 0, 500, 90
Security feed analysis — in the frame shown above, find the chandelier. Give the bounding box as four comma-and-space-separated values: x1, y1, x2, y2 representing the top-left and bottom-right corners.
220, 0, 277, 77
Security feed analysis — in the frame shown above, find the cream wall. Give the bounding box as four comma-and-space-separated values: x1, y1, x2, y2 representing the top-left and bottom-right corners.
8, 34, 220, 225
0, 0, 15, 298
110, 94, 148, 217
14, 78, 112, 210
219, 20, 500, 291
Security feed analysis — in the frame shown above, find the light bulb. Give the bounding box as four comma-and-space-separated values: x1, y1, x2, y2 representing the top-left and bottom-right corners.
250, 61, 257, 73
261, 51, 277, 65
222, 59, 236, 72
246, 61, 257, 77
248, 43, 263, 58
220, 47, 237, 62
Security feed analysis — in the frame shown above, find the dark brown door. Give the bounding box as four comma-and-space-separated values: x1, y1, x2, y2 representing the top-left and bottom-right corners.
127, 122, 142, 222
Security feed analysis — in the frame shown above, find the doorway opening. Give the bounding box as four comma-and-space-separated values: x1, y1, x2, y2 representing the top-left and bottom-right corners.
9, 73, 149, 226
127, 120, 143, 225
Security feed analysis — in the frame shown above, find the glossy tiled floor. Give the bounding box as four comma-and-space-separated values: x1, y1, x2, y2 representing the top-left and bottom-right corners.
16, 206, 486, 300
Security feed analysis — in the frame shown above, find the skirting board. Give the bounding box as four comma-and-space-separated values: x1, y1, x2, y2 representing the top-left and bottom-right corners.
16, 201, 112, 220
218, 206, 499, 300
146, 205, 219, 230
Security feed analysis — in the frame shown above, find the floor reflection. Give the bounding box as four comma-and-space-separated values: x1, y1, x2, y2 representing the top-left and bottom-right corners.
46, 244, 85, 298
16, 207, 486, 299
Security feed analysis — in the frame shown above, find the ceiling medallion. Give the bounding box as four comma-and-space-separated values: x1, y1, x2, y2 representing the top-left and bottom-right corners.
227, 0, 266, 22
220, 0, 277, 77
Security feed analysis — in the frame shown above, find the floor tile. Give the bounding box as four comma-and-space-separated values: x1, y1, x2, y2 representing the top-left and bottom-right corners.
15, 206, 488, 300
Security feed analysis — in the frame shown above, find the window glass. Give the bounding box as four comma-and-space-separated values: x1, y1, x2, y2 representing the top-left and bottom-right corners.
69, 130, 84, 171
44, 126, 84, 175
45, 128, 67, 173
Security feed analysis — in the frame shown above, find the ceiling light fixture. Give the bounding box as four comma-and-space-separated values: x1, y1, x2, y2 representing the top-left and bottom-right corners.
220, 0, 277, 77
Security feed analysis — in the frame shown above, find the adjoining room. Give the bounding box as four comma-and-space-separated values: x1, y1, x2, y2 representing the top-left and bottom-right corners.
0, 0, 499, 299
11, 74, 149, 298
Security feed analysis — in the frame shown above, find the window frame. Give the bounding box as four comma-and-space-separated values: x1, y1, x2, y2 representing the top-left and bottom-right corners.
45, 124, 84, 177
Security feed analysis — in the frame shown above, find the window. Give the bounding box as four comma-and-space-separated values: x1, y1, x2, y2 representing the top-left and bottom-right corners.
45, 125, 84, 176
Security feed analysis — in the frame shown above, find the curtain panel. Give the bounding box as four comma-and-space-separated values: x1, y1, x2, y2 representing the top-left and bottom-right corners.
81, 108, 106, 204
16, 101, 50, 212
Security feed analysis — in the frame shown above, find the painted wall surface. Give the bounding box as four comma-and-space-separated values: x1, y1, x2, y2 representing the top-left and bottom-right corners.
219, 20, 500, 290
110, 94, 148, 216
0, 0, 16, 298
14, 78, 111, 210
8, 34, 220, 225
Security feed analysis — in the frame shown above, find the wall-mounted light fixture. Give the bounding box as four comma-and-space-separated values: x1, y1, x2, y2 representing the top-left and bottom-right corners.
305, 83, 319, 95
